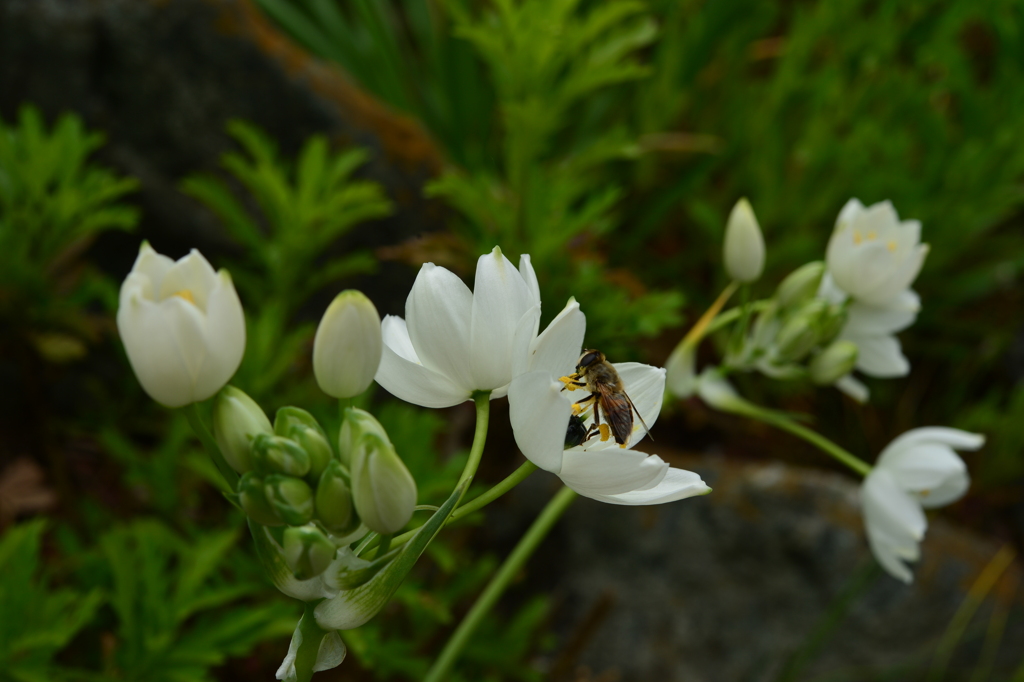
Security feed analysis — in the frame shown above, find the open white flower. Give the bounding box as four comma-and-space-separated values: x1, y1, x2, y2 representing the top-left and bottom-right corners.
508, 304, 709, 505
825, 199, 929, 308
861, 427, 983, 583
117, 243, 245, 407
374, 247, 543, 408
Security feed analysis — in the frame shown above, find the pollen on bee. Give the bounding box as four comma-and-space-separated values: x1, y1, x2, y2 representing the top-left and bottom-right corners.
571, 403, 583, 415
172, 289, 197, 304
598, 424, 612, 442
559, 376, 579, 391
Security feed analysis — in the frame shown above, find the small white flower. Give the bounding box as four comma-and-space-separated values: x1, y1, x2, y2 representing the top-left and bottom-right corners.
825, 199, 929, 307
313, 290, 383, 399
508, 303, 709, 505
117, 243, 245, 407
723, 198, 766, 283
374, 246, 543, 407
861, 427, 983, 583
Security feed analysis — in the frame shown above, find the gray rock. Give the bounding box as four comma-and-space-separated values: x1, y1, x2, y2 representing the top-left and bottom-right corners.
0, 0, 444, 313
507, 456, 1023, 682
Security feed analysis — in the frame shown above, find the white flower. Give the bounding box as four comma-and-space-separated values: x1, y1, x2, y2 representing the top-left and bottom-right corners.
313, 290, 383, 399
507, 303, 710, 505
861, 427, 983, 583
723, 197, 766, 283
117, 243, 245, 407
825, 199, 929, 307
375, 246, 545, 407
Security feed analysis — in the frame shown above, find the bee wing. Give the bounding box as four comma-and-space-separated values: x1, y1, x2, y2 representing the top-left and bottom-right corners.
597, 385, 634, 446
622, 391, 653, 442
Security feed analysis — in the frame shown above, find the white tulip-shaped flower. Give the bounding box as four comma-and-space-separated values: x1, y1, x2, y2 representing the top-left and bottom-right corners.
861, 427, 983, 583
117, 243, 245, 407
375, 247, 544, 407
508, 303, 710, 505
825, 199, 929, 308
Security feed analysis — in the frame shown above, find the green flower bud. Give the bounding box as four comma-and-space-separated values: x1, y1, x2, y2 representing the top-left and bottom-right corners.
723, 198, 766, 283
776, 261, 825, 309
809, 340, 859, 385
342, 408, 417, 535
282, 525, 337, 581
274, 407, 334, 478
775, 305, 824, 363
313, 290, 383, 399
251, 434, 311, 477
316, 460, 358, 533
338, 406, 387, 467
238, 472, 283, 526
212, 386, 272, 473
816, 304, 847, 346
264, 474, 315, 526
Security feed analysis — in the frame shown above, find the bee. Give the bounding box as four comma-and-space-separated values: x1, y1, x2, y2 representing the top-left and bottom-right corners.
559, 349, 650, 448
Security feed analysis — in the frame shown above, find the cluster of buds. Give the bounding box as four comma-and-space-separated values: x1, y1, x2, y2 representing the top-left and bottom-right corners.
213, 387, 417, 581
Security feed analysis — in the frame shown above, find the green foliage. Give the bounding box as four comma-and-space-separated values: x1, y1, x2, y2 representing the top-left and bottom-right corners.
182, 121, 392, 400
0, 105, 138, 299
96, 520, 295, 682
0, 520, 102, 682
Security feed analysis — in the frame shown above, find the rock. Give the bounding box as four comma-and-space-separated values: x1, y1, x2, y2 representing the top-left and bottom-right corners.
504, 455, 1023, 681
0, 0, 445, 314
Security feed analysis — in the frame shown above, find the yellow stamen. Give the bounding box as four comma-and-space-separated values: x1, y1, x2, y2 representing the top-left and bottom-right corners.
598, 424, 611, 442
571, 403, 583, 416
887, 240, 897, 252
559, 375, 579, 391
172, 289, 196, 304
853, 230, 863, 245
866, 230, 877, 240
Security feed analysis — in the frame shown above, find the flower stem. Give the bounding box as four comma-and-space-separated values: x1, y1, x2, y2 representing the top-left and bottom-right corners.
182, 403, 238, 490
680, 281, 740, 349
294, 600, 328, 682
424, 486, 578, 682
456, 392, 491, 501
721, 399, 871, 477
449, 461, 538, 523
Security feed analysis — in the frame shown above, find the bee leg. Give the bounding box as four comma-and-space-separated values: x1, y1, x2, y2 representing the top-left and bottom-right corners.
598, 424, 613, 442
559, 375, 587, 392
571, 393, 597, 415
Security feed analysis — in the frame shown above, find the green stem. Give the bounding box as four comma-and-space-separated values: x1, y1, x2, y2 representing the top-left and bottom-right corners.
456, 392, 491, 500
450, 461, 538, 523
293, 600, 328, 682
424, 486, 578, 682
182, 403, 239, 490
727, 283, 752, 355
726, 401, 871, 477
705, 300, 772, 336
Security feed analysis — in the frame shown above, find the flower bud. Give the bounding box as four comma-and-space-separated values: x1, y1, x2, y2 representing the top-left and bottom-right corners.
313, 290, 383, 399
264, 475, 315, 526
776, 261, 825, 309
238, 472, 283, 526
251, 434, 311, 478
316, 460, 358, 533
212, 386, 272, 473
117, 243, 245, 407
282, 525, 337, 580
723, 198, 766, 283
774, 310, 821, 363
275, 407, 333, 478
665, 342, 697, 398
338, 406, 387, 467
343, 408, 417, 535
816, 304, 847, 346
809, 340, 859, 385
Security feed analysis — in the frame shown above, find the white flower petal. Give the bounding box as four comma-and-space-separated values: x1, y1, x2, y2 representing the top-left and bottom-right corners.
508, 371, 572, 473
585, 467, 710, 505
496, 303, 542, 398
132, 242, 175, 291
375, 343, 470, 408
195, 271, 245, 400
523, 299, 586, 377
559, 449, 668, 496
850, 333, 909, 377
158, 249, 219, 311
834, 374, 869, 403
519, 254, 541, 308
470, 247, 535, 389
862, 469, 926, 543
381, 315, 420, 363
861, 244, 929, 306
879, 427, 986, 459
405, 263, 475, 390
117, 294, 197, 407
878, 443, 967, 493
844, 302, 917, 336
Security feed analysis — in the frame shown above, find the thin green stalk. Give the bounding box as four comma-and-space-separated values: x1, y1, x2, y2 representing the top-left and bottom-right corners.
424, 486, 578, 682
705, 300, 771, 336
182, 403, 239, 490
727, 283, 752, 355
450, 460, 538, 522
743, 408, 871, 477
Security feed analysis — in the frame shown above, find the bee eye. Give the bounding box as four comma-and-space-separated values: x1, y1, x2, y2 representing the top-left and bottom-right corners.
579, 351, 599, 368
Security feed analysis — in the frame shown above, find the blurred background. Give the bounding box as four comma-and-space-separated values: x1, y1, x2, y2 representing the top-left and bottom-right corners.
1, 0, 1022, 680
